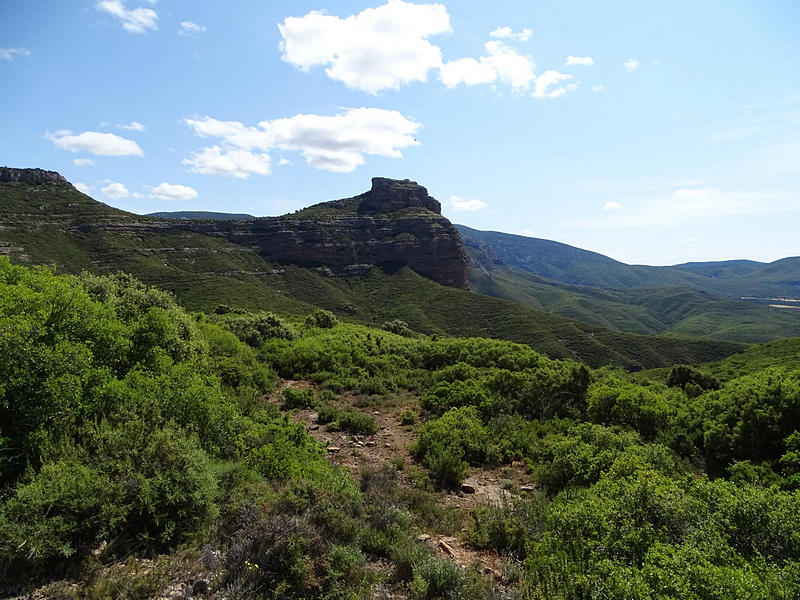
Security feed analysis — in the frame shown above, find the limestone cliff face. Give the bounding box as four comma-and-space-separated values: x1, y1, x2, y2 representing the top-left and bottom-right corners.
0, 170, 469, 290
153, 177, 469, 289
0, 167, 68, 185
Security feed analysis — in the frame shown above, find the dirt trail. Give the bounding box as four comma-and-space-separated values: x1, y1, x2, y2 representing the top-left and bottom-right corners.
274, 381, 537, 582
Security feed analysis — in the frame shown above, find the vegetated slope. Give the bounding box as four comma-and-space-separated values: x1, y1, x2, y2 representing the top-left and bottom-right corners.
462, 228, 800, 343
0, 171, 743, 369
4, 260, 798, 599
457, 224, 800, 298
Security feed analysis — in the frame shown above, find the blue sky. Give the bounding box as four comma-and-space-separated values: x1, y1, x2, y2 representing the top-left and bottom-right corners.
1, 0, 799, 265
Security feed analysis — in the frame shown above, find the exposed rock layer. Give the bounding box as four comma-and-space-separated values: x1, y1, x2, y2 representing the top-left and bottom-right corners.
0, 170, 469, 290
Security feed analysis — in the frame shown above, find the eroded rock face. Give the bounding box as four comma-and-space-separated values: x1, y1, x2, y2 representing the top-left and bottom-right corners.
0, 170, 469, 290
151, 178, 468, 289
359, 177, 442, 214
0, 167, 68, 185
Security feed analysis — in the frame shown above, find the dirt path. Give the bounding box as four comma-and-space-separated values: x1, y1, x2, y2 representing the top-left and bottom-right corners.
274, 381, 538, 583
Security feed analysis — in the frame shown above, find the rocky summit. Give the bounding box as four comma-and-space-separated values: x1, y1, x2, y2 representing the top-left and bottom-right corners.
0, 169, 469, 290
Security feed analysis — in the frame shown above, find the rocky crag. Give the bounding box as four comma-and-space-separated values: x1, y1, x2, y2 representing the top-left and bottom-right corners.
0, 169, 468, 289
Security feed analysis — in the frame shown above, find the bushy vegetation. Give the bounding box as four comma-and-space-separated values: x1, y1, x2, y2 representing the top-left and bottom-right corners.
3, 256, 799, 599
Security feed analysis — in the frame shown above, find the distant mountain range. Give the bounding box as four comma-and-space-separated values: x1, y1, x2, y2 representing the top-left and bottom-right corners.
458, 225, 800, 343
147, 210, 255, 220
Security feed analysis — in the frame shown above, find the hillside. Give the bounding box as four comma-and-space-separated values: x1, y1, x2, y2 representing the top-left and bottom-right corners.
0, 168, 744, 370
457, 224, 800, 298
147, 210, 255, 220
461, 225, 800, 343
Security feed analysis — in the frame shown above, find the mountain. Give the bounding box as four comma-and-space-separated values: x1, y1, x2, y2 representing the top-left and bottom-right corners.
457, 225, 800, 298
458, 225, 800, 343
0, 167, 743, 369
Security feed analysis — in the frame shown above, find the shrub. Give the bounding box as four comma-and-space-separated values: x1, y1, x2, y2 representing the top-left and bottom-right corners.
281, 387, 316, 410
383, 319, 411, 336
305, 309, 338, 329
333, 411, 379, 435
400, 410, 419, 425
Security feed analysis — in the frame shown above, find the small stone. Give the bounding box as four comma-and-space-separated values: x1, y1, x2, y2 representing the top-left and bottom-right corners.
520, 484, 536, 492
417, 534, 431, 542
384, 443, 391, 448
373, 410, 380, 415
327, 446, 341, 453
365, 441, 376, 447
308, 424, 319, 431
461, 483, 476, 494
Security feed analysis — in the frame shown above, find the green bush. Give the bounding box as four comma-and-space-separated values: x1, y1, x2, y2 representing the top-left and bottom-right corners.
281, 387, 317, 410
400, 409, 419, 425
305, 308, 338, 329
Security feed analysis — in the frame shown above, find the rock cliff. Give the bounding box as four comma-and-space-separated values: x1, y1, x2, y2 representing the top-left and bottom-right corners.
0, 170, 469, 290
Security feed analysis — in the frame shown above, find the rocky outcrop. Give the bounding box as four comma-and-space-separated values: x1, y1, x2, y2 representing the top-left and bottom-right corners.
0, 167, 68, 185
0, 170, 469, 290
148, 178, 469, 290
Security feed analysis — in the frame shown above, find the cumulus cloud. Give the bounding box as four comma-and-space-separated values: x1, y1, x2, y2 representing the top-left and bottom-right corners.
184, 107, 420, 176
565, 56, 593, 66
183, 146, 272, 178
450, 195, 486, 211
0, 47, 31, 61
441, 40, 536, 89
279, 0, 451, 94
489, 26, 532, 42
102, 182, 130, 199
592, 84, 604, 92
73, 158, 95, 167
602, 201, 622, 211
47, 130, 143, 156
97, 0, 157, 34
277, 157, 292, 166
118, 121, 145, 131
74, 182, 94, 194
532, 70, 575, 99
150, 182, 198, 201
623, 58, 640, 72
179, 21, 206, 36
279, 3, 578, 98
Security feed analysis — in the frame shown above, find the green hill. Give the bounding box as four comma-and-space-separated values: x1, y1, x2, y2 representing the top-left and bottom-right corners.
0, 174, 743, 370
457, 224, 800, 298
461, 226, 800, 343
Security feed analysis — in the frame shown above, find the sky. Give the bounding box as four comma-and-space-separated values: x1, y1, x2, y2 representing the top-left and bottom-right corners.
1, 0, 799, 265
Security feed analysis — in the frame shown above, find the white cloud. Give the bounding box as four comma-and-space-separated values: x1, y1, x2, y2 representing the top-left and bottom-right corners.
150, 182, 198, 201
592, 84, 604, 92
677, 237, 699, 244
184, 107, 421, 175
74, 182, 94, 194
277, 157, 292, 166
450, 195, 486, 211
183, 146, 272, 178
118, 121, 145, 132
623, 58, 640, 72
47, 130, 143, 156
279, 0, 451, 94
0, 47, 31, 61
179, 21, 206, 36
602, 201, 623, 211
441, 41, 535, 89
532, 70, 575, 99
565, 56, 593, 66
489, 26, 532, 42
132, 192, 144, 198
521, 229, 535, 237
73, 158, 95, 167
102, 182, 130, 199
97, 0, 157, 34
